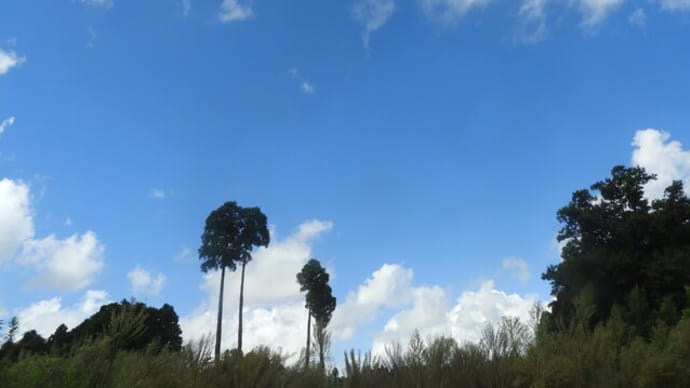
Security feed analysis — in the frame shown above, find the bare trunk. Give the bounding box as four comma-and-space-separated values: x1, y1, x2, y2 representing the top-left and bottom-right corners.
305, 311, 312, 370
215, 266, 226, 361
238, 261, 246, 354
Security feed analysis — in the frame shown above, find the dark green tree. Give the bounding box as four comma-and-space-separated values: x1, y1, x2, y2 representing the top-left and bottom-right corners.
5, 316, 19, 343
199, 201, 269, 359
66, 299, 182, 352
544, 165, 690, 332
297, 258, 336, 370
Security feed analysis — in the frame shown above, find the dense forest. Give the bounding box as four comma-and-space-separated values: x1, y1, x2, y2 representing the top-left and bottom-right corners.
1, 165, 689, 387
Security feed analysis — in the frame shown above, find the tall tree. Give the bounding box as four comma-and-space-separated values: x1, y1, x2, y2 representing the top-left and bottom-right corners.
297, 259, 336, 370
544, 165, 690, 331
5, 317, 19, 343
199, 201, 269, 359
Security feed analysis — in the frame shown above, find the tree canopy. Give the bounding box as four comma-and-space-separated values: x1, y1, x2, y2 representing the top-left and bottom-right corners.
198, 201, 270, 358
297, 258, 336, 370
544, 165, 690, 332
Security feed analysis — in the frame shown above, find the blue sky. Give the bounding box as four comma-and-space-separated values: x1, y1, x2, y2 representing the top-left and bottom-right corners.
2, 0, 690, 363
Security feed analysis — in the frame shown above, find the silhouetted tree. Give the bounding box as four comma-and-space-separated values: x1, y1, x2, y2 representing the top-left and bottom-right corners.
297, 258, 336, 370
199, 201, 269, 358
67, 300, 182, 352
544, 165, 690, 332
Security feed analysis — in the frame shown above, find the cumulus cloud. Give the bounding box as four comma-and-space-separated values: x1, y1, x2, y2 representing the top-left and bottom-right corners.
0, 49, 25, 75
333, 262, 537, 356
17, 290, 110, 337
219, 0, 253, 22
0, 116, 15, 135
421, 0, 495, 24
19, 232, 105, 292
579, 0, 626, 29
353, 0, 395, 50
0, 179, 33, 263
631, 129, 690, 200
501, 257, 530, 283
331, 263, 414, 341
180, 219, 333, 357
128, 266, 167, 296
182, 219, 539, 362
660, 0, 690, 11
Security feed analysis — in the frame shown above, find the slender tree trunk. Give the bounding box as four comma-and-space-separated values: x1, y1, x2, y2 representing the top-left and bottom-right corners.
238, 261, 246, 355
305, 310, 311, 370
215, 266, 226, 361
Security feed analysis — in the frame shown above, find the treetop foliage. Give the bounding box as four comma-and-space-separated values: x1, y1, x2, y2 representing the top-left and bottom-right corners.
544, 165, 690, 332
198, 201, 270, 273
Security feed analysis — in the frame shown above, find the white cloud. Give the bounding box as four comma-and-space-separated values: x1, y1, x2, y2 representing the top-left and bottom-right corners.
369, 277, 536, 356
331, 263, 415, 341
20, 231, 105, 292
0, 50, 25, 75
0, 179, 33, 263
421, 0, 495, 24
127, 266, 167, 296
579, 0, 626, 29
219, 0, 253, 23
78, 0, 113, 8
182, 0, 191, 16
87, 26, 97, 48
149, 188, 167, 199
173, 246, 195, 262
17, 290, 110, 337
0, 116, 15, 135
181, 219, 333, 357
660, 0, 690, 11
516, 0, 549, 44
631, 129, 690, 200
300, 81, 316, 94
353, 0, 396, 50
629, 8, 646, 28
501, 257, 530, 283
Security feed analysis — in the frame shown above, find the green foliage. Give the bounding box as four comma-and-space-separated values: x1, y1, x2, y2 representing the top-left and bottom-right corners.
199, 201, 270, 357
297, 258, 337, 370
544, 166, 690, 331
198, 201, 270, 273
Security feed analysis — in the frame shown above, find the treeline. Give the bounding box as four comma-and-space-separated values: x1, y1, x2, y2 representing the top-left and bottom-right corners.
0, 165, 689, 387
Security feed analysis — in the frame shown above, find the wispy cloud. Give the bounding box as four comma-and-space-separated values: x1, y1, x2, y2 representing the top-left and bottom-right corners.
78, 0, 113, 8
0, 50, 25, 75
182, 0, 191, 16
219, 0, 253, 23
660, 0, 690, 11
0, 117, 15, 135
173, 246, 195, 263
300, 81, 316, 94
87, 26, 97, 48
579, 0, 627, 29
149, 188, 167, 199
353, 0, 395, 50
501, 257, 530, 283
515, 0, 549, 44
628, 8, 646, 28
421, 0, 496, 25
288, 67, 316, 95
